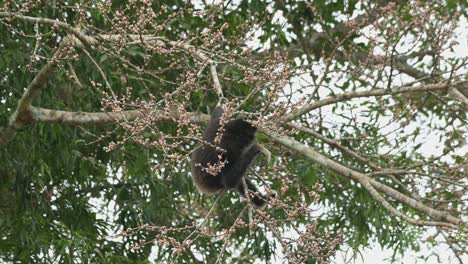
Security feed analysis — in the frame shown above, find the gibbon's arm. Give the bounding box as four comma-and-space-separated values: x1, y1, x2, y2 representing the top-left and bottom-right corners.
221, 146, 260, 188
203, 106, 224, 142
256, 143, 271, 165
211, 106, 224, 123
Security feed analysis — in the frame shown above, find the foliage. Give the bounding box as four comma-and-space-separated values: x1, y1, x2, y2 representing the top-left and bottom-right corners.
0, 0, 467, 263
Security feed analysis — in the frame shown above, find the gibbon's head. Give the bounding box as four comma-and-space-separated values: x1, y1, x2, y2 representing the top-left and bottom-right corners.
225, 119, 257, 137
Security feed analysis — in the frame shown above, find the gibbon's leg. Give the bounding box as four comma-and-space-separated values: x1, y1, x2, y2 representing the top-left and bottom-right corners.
256, 143, 271, 165
237, 177, 268, 208
221, 145, 260, 189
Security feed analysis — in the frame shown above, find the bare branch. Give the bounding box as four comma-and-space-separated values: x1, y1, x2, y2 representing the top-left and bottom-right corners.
9, 60, 56, 126
0, 12, 91, 47
81, 48, 117, 99
293, 123, 426, 200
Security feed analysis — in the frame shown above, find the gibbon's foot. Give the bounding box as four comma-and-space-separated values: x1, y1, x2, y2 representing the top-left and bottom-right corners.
246, 190, 277, 209
256, 143, 271, 166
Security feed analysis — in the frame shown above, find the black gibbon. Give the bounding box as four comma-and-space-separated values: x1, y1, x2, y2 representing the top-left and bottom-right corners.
191, 106, 272, 208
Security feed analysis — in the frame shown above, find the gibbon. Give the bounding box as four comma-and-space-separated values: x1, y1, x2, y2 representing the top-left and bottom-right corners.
191, 106, 272, 208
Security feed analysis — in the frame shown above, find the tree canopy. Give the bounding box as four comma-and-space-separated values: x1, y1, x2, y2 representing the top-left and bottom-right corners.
0, 0, 467, 263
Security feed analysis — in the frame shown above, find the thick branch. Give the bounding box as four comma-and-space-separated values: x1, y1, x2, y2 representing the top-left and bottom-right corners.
9, 61, 56, 127
392, 55, 468, 108
0, 36, 73, 144
31, 107, 145, 125
29, 107, 209, 125
369, 180, 463, 226
362, 179, 457, 229
260, 128, 465, 228
292, 123, 426, 200
449, 86, 468, 106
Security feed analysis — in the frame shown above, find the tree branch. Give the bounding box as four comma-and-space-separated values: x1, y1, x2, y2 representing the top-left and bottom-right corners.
0, 36, 73, 144
290, 123, 426, 199
391, 55, 468, 108
4, 98, 466, 229
362, 179, 457, 229
283, 81, 466, 121
29, 107, 209, 125
288, 122, 381, 170
0, 12, 91, 47
0, 19, 221, 143
369, 180, 463, 226
260, 128, 465, 229
449, 86, 468, 106
287, 0, 401, 58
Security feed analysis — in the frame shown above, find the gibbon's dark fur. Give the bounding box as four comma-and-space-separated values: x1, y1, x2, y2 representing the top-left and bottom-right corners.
191, 106, 269, 207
